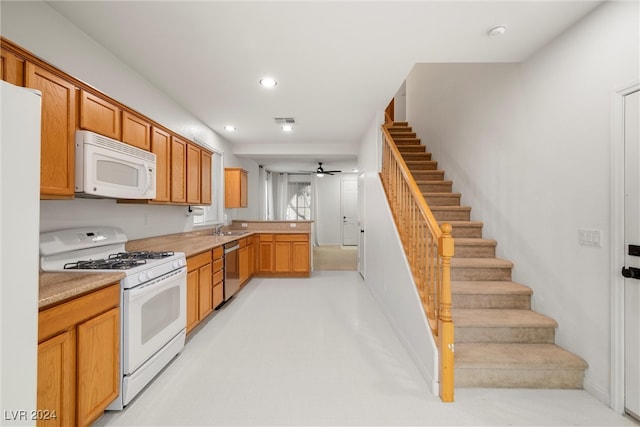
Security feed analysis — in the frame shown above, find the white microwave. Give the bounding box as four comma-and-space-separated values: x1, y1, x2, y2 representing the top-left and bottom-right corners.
75, 130, 156, 199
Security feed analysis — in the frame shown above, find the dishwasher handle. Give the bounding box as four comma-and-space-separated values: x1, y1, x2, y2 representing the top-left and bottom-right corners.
224, 242, 240, 254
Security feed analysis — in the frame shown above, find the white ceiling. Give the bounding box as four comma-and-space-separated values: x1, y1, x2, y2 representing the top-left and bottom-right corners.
46, 0, 601, 172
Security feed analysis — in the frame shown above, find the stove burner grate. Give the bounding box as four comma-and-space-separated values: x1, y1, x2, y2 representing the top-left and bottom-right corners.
109, 251, 175, 261
63, 258, 147, 270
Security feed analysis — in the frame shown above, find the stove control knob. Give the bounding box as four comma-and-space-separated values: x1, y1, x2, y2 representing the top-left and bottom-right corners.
173, 259, 185, 269
147, 270, 155, 279
138, 273, 148, 283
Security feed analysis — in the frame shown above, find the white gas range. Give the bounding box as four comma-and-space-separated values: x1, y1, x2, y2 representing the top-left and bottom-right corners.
39, 226, 187, 410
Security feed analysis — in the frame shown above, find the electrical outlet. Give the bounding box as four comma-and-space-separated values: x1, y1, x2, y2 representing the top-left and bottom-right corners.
579, 229, 601, 247
290, 223, 297, 228
241, 223, 248, 228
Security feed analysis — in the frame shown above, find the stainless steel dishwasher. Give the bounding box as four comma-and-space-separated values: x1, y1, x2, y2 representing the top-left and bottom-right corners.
223, 241, 240, 301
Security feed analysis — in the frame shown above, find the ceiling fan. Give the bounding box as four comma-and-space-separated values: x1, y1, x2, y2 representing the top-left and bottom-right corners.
301, 162, 342, 177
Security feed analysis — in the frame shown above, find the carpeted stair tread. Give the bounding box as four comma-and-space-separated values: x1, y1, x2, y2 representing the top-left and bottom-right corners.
452, 308, 557, 328
455, 343, 588, 370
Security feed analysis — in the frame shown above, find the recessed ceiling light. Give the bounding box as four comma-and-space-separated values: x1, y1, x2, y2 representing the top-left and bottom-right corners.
487, 25, 506, 38
224, 125, 236, 131
281, 125, 293, 132
259, 77, 277, 88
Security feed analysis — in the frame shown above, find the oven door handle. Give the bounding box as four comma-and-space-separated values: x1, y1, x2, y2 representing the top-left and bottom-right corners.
126, 268, 186, 300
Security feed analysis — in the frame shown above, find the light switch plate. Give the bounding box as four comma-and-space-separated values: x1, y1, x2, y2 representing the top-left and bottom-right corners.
579, 229, 601, 247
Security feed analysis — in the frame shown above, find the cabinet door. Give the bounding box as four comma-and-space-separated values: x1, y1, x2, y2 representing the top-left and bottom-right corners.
171, 136, 187, 203
274, 242, 292, 273
79, 90, 121, 140
76, 307, 119, 427
1, 47, 25, 86
257, 235, 274, 273
186, 269, 199, 334
198, 263, 213, 320
186, 143, 201, 204
248, 242, 255, 278
240, 170, 248, 207
292, 241, 310, 273
201, 151, 212, 205
122, 111, 151, 151
37, 329, 76, 427
239, 246, 249, 285
25, 63, 76, 198
151, 127, 171, 202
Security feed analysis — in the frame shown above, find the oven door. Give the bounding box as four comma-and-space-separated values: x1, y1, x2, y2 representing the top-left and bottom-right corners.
123, 267, 186, 375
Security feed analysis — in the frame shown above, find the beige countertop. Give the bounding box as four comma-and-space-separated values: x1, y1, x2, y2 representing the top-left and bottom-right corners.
39, 271, 126, 309
39, 225, 311, 308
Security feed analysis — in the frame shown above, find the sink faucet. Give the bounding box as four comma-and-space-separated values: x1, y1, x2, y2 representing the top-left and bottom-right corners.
214, 224, 224, 235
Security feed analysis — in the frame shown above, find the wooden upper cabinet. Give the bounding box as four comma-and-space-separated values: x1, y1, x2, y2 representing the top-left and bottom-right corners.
25, 62, 76, 198
225, 168, 248, 208
186, 143, 201, 205
122, 111, 151, 151
200, 151, 212, 205
151, 127, 171, 203
79, 90, 121, 140
170, 136, 187, 204
1, 46, 25, 86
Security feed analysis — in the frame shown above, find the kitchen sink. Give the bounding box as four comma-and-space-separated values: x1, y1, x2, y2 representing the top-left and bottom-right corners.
215, 230, 248, 237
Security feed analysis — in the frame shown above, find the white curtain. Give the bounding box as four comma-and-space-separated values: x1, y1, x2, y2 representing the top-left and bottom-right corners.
275, 172, 289, 220
265, 171, 274, 220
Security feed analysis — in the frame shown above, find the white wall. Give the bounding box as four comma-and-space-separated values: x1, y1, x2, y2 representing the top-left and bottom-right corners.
406, 1, 639, 404
357, 113, 438, 393
1, 1, 260, 240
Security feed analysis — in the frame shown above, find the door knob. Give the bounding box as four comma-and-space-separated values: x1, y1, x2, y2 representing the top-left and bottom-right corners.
622, 266, 640, 279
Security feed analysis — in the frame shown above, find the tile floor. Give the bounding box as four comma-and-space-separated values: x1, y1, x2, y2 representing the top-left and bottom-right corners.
95, 270, 636, 426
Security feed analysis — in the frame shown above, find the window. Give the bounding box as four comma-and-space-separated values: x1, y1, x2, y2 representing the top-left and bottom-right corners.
193, 150, 223, 225
286, 176, 311, 221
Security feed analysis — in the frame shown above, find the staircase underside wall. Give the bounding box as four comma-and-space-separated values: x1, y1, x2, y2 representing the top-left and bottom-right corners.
364, 176, 439, 395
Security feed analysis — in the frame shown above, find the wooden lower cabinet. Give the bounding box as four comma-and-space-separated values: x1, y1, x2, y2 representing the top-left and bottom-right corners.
239, 238, 250, 286
255, 233, 310, 277
212, 247, 224, 308
37, 284, 119, 427
186, 250, 218, 334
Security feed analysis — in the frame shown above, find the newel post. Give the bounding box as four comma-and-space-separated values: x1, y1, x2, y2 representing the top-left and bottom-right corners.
438, 223, 455, 402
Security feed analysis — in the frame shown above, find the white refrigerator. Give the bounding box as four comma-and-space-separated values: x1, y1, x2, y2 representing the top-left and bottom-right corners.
0, 80, 41, 425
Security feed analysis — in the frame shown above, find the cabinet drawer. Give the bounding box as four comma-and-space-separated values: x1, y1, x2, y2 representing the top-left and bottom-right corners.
213, 246, 223, 259
238, 237, 247, 248
212, 283, 224, 308
38, 284, 119, 343
213, 269, 223, 286
187, 250, 212, 271
259, 234, 274, 242
212, 258, 223, 273
275, 234, 308, 242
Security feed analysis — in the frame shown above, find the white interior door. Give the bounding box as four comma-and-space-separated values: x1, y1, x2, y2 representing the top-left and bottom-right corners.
342, 177, 358, 246
624, 89, 640, 420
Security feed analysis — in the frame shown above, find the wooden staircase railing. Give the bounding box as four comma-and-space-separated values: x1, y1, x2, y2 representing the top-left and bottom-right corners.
379, 121, 455, 402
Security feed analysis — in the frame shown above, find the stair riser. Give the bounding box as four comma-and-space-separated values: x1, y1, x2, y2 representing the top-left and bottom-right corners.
424, 194, 461, 206
394, 139, 421, 145
455, 369, 585, 389
455, 327, 555, 344
402, 153, 431, 161
431, 208, 471, 222
452, 294, 531, 309
411, 171, 445, 181
453, 245, 495, 258
397, 145, 426, 153
451, 267, 511, 281
391, 131, 414, 135
449, 225, 483, 238
407, 162, 438, 171
416, 182, 452, 193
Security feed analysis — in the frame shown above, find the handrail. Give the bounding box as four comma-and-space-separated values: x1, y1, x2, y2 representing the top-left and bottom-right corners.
379, 121, 455, 402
